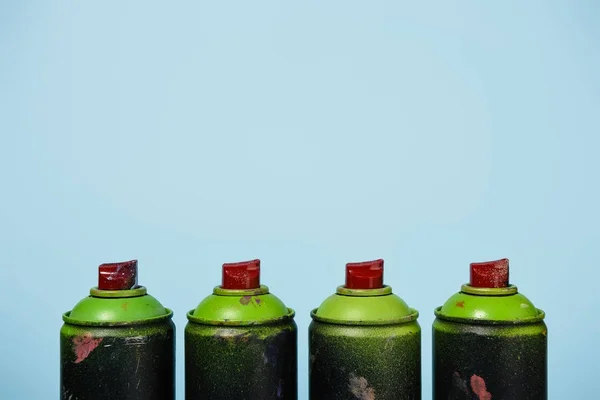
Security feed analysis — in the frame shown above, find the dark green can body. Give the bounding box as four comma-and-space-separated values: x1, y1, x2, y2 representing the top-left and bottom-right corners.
433, 319, 547, 399
60, 281, 175, 400
309, 282, 421, 400
185, 283, 297, 400
185, 319, 297, 399
433, 281, 547, 400
60, 318, 175, 400
309, 320, 421, 400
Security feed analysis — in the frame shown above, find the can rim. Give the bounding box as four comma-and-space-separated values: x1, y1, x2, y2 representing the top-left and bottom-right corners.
335, 285, 393, 297
309, 307, 419, 326
89, 286, 148, 298
62, 308, 174, 327
433, 306, 546, 325
460, 284, 519, 296
212, 285, 270, 296
186, 307, 296, 326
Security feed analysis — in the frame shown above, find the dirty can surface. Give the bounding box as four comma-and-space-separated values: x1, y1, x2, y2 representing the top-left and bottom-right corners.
185, 259, 297, 400
60, 260, 175, 400
433, 258, 547, 400
309, 259, 421, 400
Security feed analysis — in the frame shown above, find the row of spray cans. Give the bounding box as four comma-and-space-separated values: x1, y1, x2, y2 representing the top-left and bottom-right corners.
60, 258, 547, 399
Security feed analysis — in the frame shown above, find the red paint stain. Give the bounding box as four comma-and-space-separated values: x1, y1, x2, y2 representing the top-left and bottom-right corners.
255, 298, 261, 305
470, 374, 492, 400
456, 301, 465, 308
121, 302, 128, 310
240, 296, 252, 305
72, 333, 103, 364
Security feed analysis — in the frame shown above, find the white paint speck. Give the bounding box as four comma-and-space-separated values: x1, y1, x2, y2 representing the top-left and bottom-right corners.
348, 373, 375, 400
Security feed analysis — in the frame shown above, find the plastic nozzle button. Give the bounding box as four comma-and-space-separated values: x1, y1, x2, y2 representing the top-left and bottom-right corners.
98, 260, 138, 290
222, 259, 261, 289
470, 258, 509, 288
345, 259, 384, 289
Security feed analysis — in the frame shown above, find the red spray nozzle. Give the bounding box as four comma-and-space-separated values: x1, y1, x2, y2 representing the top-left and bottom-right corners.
98, 260, 138, 290
345, 259, 384, 289
470, 258, 509, 288
222, 259, 261, 289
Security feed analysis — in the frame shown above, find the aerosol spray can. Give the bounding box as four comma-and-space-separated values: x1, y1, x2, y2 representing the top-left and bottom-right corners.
60, 260, 175, 400
433, 258, 547, 399
309, 259, 421, 399
185, 259, 297, 399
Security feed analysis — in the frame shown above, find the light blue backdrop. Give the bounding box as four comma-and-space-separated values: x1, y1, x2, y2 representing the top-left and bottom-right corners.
1, 1, 598, 398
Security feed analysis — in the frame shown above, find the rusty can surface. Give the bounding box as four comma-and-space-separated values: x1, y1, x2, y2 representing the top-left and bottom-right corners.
60, 260, 175, 400
185, 259, 297, 400
433, 258, 547, 399
309, 259, 421, 400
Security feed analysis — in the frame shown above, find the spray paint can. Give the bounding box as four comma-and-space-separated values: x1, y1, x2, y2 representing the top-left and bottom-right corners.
60, 260, 175, 400
185, 259, 297, 399
309, 259, 421, 400
433, 258, 547, 399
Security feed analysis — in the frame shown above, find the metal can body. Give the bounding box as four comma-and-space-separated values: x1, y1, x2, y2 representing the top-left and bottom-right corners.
60, 261, 175, 400
185, 319, 297, 399
433, 319, 546, 399
60, 318, 175, 400
185, 260, 297, 400
309, 259, 421, 400
309, 320, 421, 400
433, 259, 547, 400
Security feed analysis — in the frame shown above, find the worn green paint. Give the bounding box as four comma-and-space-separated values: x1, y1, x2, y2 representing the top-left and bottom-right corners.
310, 285, 421, 400
190, 285, 290, 324
60, 286, 175, 400
186, 285, 297, 399
314, 285, 415, 324
435, 284, 544, 323
66, 286, 169, 323
433, 284, 547, 399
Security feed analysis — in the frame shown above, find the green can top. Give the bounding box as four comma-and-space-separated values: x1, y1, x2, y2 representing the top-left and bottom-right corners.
435, 258, 545, 324
187, 259, 295, 326
63, 260, 172, 327
311, 259, 419, 326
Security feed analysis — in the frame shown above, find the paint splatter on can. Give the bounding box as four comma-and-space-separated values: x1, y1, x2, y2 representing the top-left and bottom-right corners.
309, 259, 421, 399
60, 260, 175, 400
433, 258, 547, 399
185, 259, 297, 399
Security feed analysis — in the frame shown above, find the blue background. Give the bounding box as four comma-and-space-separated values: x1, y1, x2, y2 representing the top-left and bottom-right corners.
1, 1, 598, 398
